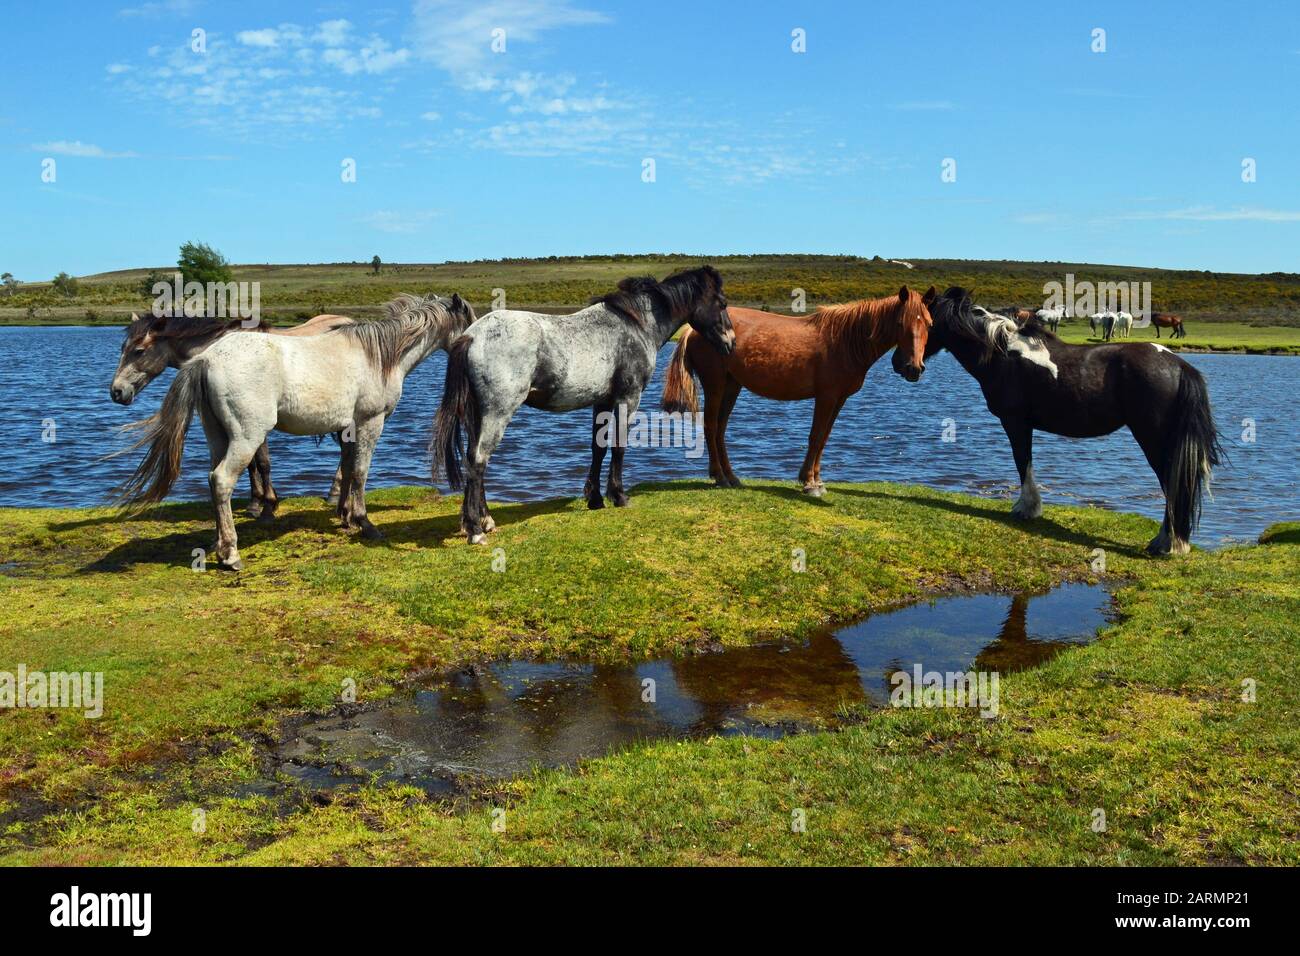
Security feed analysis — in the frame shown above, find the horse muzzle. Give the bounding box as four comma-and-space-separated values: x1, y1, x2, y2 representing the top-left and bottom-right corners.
110, 383, 134, 405
893, 352, 924, 382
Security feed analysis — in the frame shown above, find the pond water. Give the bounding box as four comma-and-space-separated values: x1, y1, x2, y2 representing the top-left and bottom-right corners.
0, 326, 1295, 547
275, 582, 1112, 794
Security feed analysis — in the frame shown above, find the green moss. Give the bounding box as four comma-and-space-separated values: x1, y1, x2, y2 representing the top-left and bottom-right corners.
1, 488, 1295, 865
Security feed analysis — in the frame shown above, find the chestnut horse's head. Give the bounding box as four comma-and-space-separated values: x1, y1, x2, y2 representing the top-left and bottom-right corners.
890, 285, 936, 382
110, 313, 173, 405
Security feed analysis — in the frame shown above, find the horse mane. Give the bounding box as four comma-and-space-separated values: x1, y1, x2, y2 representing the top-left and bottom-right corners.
335, 292, 475, 379
810, 293, 918, 366
930, 287, 1049, 363
594, 265, 722, 326
126, 312, 257, 346
1017, 314, 1061, 342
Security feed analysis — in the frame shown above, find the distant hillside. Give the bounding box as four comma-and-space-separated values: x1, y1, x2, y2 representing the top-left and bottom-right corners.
4, 254, 1299, 325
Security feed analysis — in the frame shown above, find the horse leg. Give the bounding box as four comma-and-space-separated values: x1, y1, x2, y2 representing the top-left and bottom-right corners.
715, 376, 743, 488
606, 391, 644, 507
209, 436, 264, 571
335, 432, 357, 526
462, 411, 510, 544
1002, 419, 1042, 519
699, 373, 728, 487
248, 441, 278, 522
325, 431, 344, 505
584, 403, 612, 509
810, 394, 848, 490
798, 396, 837, 496
1128, 421, 1187, 556
339, 417, 385, 541
245, 456, 264, 519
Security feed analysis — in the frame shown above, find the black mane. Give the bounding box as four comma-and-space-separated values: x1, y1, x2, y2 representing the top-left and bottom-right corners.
594, 265, 722, 326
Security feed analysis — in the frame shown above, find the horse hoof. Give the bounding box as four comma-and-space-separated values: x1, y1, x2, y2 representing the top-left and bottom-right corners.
610, 495, 630, 508
468, 532, 487, 545
360, 524, 385, 542
727, 477, 744, 488
1010, 504, 1042, 520
219, 555, 243, 572
245, 503, 263, 519
587, 497, 605, 510
482, 516, 496, 533
802, 484, 824, 498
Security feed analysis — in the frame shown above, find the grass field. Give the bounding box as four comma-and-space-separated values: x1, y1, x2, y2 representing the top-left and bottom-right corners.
4, 255, 1300, 353
1055, 320, 1300, 355
1, 484, 1295, 865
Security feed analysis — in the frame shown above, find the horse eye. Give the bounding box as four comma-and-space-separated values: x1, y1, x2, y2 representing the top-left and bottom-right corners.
133, 347, 146, 355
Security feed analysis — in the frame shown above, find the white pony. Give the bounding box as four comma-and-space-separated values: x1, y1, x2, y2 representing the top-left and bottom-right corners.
1089, 310, 1115, 338
1034, 306, 1066, 333
114, 293, 476, 569
1112, 311, 1134, 338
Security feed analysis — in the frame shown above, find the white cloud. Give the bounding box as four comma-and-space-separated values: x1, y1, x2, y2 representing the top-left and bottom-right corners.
32, 141, 138, 159
321, 38, 410, 75
1109, 206, 1300, 223
888, 100, 954, 111
411, 0, 609, 76
237, 29, 284, 48
421, 110, 442, 121
118, 0, 198, 18
110, 21, 409, 134
314, 19, 352, 47
361, 209, 438, 233
106, 63, 131, 74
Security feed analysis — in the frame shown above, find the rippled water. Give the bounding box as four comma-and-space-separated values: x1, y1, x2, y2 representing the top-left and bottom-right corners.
276, 582, 1111, 793
1, 326, 1295, 546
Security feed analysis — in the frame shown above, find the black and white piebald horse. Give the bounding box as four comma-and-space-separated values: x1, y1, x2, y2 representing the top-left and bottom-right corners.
924, 287, 1223, 555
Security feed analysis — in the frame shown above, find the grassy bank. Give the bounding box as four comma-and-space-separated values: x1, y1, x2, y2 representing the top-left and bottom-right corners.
0, 485, 1295, 864
1054, 321, 1300, 355
4, 255, 1300, 341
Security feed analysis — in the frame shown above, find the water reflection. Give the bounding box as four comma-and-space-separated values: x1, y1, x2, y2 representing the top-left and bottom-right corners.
276, 582, 1111, 793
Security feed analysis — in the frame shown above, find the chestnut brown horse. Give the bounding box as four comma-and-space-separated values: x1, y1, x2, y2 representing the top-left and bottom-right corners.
661, 285, 935, 495
1151, 311, 1186, 339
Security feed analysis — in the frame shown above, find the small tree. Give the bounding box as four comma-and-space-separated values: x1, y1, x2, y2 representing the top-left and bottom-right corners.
177, 241, 233, 287
0, 272, 18, 297
139, 270, 166, 298
52, 271, 79, 297
371, 255, 381, 275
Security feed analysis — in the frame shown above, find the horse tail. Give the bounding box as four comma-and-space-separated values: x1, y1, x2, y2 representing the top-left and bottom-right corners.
111, 358, 209, 509
432, 335, 478, 491
1163, 362, 1224, 543
661, 327, 699, 414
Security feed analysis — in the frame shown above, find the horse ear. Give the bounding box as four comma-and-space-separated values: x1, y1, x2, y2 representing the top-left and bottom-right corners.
898, 285, 910, 301
450, 292, 464, 310
922, 285, 937, 305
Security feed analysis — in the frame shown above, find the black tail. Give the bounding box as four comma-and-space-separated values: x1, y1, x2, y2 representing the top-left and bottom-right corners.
1164, 364, 1224, 542
431, 335, 478, 490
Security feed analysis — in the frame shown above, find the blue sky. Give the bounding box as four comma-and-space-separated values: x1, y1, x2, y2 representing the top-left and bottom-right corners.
2, 0, 1298, 279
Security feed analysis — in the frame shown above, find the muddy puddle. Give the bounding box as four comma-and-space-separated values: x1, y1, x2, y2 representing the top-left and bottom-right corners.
275, 582, 1113, 794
